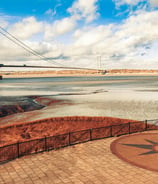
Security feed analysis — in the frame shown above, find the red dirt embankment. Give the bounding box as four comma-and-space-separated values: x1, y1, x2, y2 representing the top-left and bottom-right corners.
0, 116, 136, 146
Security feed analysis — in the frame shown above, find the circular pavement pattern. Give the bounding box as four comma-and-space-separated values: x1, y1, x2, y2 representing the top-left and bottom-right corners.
110, 133, 158, 172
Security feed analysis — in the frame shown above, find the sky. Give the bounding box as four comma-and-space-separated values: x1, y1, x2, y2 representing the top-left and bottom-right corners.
0, 0, 158, 70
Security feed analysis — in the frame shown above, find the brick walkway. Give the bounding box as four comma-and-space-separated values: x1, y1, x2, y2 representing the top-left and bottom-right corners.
0, 131, 158, 184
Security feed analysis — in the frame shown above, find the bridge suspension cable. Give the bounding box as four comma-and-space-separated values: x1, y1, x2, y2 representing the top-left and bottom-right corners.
0, 26, 66, 67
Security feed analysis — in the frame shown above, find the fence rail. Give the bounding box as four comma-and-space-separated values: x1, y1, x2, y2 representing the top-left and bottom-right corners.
0, 119, 158, 164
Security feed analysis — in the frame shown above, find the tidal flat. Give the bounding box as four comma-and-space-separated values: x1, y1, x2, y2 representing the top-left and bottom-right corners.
0, 75, 158, 125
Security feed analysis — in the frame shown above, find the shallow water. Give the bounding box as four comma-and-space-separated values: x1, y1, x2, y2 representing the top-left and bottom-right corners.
1, 76, 158, 96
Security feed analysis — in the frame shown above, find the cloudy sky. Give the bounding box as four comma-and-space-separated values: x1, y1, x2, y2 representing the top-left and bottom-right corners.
0, 0, 158, 70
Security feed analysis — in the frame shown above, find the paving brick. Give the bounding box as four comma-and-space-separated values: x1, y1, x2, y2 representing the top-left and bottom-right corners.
1, 130, 158, 184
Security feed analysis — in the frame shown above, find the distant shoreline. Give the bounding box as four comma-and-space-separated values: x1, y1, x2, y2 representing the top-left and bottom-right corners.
1, 72, 158, 78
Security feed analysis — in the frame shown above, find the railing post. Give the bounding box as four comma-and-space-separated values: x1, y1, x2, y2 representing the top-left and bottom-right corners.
17, 142, 20, 158
128, 122, 130, 134
69, 132, 71, 145
44, 136, 47, 151
145, 120, 148, 131
110, 126, 112, 137
90, 129, 92, 141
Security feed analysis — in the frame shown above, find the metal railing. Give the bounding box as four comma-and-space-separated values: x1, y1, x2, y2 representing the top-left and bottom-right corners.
0, 119, 158, 164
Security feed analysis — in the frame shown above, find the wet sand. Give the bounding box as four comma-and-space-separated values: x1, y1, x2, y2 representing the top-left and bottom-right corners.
0, 89, 158, 126
1, 74, 158, 126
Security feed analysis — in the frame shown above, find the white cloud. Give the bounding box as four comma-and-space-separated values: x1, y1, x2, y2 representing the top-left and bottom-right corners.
150, 0, 158, 7
45, 9, 55, 16
44, 17, 76, 40
9, 17, 43, 40
45, 4, 62, 17
44, 0, 99, 41
116, 11, 158, 45
73, 25, 113, 46
0, 18, 8, 28
44, 0, 99, 40
114, 0, 158, 7
68, 0, 99, 22
113, 0, 144, 7
1, 4, 158, 70
0, 35, 63, 66
62, 10, 158, 69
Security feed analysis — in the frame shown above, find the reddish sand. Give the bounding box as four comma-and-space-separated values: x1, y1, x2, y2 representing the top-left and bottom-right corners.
0, 116, 137, 146
35, 96, 73, 106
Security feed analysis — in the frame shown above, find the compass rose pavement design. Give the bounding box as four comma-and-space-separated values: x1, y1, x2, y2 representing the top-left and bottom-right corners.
110, 133, 158, 172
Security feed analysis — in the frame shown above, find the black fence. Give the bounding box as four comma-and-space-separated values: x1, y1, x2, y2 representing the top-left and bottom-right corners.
0, 119, 158, 164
